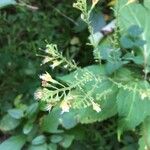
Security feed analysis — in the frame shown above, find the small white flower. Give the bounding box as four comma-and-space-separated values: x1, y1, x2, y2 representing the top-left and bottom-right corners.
50, 60, 62, 69
34, 89, 43, 100
60, 100, 70, 114
92, 102, 101, 113
144, 146, 148, 150
141, 92, 147, 100
41, 57, 52, 65
66, 94, 75, 101
39, 72, 56, 83
64, 64, 68, 69
44, 103, 53, 112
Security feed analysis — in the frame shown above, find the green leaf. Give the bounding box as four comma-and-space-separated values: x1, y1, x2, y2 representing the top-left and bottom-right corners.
59, 112, 78, 129
0, 135, 26, 150
58, 65, 106, 83
23, 121, 34, 135
31, 135, 46, 145
134, 39, 146, 47
89, 11, 106, 33
116, 0, 150, 70
0, 114, 21, 131
117, 81, 150, 134
139, 117, 150, 150
127, 25, 143, 37
26, 103, 39, 118
120, 36, 134, 49
96, 39, 112, 60
8, 109, 24, 119
59, 65, 118, 124
41, 108, 60, 133
123, 53, 144, 65
59, 134, 74, 148
0, 0, 16, 8
105, 61, 124, 75
28, 143, 48, 150
48, 143, 57, 150
113, 68, 134, 81
50, 135, 63, 143
77, 89, 117, 124
26, 125, 38, 142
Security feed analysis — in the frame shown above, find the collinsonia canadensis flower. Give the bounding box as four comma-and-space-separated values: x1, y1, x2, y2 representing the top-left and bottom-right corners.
92, 0, 99, 7
92, 101, 101, 113
50, 60, 63, 69
39, 72, 57, 83
41, 56, 54, 65
60, 100, 71, 114
34, 89, 43, 100
44, 103, 53, 112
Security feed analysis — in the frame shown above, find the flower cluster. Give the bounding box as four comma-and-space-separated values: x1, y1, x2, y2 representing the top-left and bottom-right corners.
41, 44, 77, 71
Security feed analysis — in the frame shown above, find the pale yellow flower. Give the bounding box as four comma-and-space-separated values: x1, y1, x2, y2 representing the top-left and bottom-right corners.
41, 56, 53, 65
92, 102, 101, 113
126, 0, 137, 5
141, 92, 147, 100
50, 60, 62, 69
44, 103, 53, 112
34, 89, 43, 100
92, 0, 99, 7
60, 100, 70, 114
39, 72, 57, 83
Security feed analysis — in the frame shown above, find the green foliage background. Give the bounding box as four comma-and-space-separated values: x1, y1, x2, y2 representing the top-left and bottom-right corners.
1, 0, 150, 150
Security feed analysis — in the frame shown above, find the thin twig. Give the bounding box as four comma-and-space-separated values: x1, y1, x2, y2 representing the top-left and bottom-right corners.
49, 4, 78, 26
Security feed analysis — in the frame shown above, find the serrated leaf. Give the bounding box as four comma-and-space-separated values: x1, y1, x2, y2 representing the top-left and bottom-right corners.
58, 65, 106, 83
139, 117, 150, 150
0, 114, 21, 131
77, 89, 117, 124
116, 0, 150, 70
8, 109, 24, 119
31, 135, 46, 145
58, 65, 118, 124
117, 81, 150, 134
0, 135, 26, 150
